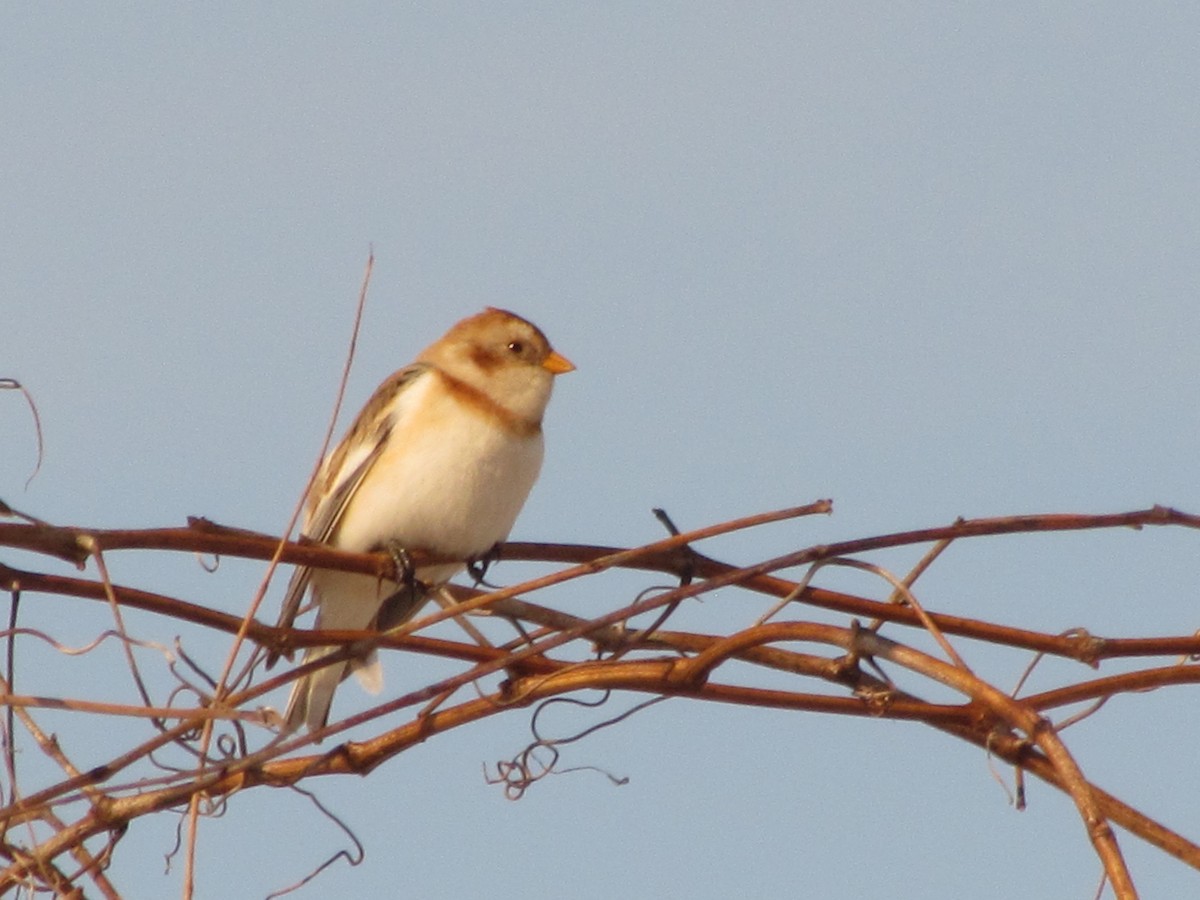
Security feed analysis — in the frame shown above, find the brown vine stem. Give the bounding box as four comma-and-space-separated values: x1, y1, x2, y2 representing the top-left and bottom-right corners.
10, 550, 1200, 666
2, 504, 1199, 894
2, 629, 1156, 895
0, 674, 120, 898
0, 497, 833, 569
4, 618, 1195, 891
664, 621, 1136, 897
1023, 666, 1200, 712
860, 627, 1137, 898
6, 538, 1200, 732
8, 591, 1197, 872
0, 718, 198, 834
3, 505, 1198, 663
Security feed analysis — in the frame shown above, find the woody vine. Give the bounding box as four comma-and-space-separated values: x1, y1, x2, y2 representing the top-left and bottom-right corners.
0, 502, 1199, 898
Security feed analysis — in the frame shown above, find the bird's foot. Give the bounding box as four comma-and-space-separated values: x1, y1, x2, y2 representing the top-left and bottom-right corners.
467, 542, 503, 588
383, 540, 417, 588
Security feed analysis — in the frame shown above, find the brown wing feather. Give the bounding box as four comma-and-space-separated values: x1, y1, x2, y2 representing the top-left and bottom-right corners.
268, 364, 427, 663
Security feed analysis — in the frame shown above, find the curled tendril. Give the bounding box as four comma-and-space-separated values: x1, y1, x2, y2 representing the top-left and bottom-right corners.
1, 378, 45, 489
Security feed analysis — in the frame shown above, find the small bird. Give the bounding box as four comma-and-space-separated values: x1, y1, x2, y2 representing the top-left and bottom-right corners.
274, 308, 574, 732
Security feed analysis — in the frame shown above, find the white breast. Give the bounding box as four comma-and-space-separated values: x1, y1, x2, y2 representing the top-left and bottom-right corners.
327, 373, 545, 574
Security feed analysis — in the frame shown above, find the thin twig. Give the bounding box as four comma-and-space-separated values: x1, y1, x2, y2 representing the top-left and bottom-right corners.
182, 250, 376, 900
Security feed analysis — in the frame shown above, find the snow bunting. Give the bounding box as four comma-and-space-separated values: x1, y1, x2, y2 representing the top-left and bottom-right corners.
274, 308, 574, 732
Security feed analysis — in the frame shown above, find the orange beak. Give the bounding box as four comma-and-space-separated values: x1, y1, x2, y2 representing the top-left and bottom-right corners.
542, 351, 576, 375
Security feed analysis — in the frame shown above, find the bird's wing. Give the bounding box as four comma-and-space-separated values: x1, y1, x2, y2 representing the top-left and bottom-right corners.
272, 363, 430, 643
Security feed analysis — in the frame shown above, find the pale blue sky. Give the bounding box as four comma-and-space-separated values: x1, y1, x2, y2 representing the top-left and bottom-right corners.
4, 5, 1200, 897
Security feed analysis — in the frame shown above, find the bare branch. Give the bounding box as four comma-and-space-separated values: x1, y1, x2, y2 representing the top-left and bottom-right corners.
1, 503, 1199, 896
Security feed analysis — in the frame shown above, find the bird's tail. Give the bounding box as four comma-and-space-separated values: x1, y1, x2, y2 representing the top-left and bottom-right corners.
282, 648, 349, 734
282, 649, 386, 735
281, 580, 428, 735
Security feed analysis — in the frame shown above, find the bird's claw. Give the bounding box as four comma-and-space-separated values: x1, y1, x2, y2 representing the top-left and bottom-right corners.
384, 540, 417, 588
467, 542, 503, 588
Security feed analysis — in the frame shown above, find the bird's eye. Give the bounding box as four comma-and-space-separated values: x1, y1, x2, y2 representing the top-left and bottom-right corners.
507, 340, 525, 355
